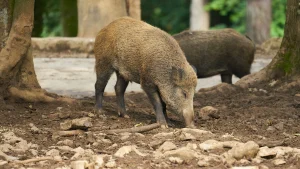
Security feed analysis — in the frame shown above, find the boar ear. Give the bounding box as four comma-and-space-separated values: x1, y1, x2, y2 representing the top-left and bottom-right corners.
172, 66, 185, 82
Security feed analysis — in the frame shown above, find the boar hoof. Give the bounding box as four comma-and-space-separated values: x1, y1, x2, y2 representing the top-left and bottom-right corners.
118, 112, 130, 119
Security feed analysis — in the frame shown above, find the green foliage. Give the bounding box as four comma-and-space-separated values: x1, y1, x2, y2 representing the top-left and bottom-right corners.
206, 0, 286, 37
276, 51, 292, 75
141, 0, 190, 35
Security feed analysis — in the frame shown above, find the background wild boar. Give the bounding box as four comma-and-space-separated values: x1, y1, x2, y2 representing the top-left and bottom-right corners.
173, 29, 255, 84
94, 17, 197, 128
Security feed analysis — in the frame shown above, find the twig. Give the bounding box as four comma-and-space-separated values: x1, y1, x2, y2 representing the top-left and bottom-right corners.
105, 123, 160, 134
14, 156, 60, 164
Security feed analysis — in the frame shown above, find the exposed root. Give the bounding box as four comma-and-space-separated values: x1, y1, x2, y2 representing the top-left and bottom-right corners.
105, 123, 161, 134
8, 87, 78, 104
197, 83, 243, 96
235, 69, 269, 88
276, 79, 300, 92
52, 130, 85, 140
14, 156, 61, 164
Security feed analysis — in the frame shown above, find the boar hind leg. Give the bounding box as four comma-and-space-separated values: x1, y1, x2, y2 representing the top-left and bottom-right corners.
221, 73, 232, 84
115, 72, 129, 118
144, 88, 168, 128
95, 69, 114, 114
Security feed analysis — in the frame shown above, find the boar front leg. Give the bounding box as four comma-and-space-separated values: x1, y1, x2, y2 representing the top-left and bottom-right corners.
221, 73, 232, 84
144, 87, 168, 128
115, 72, 129, 118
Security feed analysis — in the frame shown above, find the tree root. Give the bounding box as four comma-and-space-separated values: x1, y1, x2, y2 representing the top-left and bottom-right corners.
8, 87, 77, 104
14, 156, 61, 164
52, 130, 85, 140
105, 123, 161, 134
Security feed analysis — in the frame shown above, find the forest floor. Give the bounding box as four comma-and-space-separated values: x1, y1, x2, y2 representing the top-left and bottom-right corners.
1, 41, 300, 169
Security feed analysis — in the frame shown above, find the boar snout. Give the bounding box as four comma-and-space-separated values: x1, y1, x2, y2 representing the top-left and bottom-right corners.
182, 107, 195, 128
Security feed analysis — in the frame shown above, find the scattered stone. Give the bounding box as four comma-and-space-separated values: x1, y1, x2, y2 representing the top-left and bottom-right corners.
197, 160, 210, 167
199, 140, 223, 151
179, 132, 196, 141
252, 157, 264, 164
199, 106, 219, 120
14, 140, 31, 153
2, 132, 24, 144
152, 132, 174, 140
231, 167, 259, 169
105, 159, 116, 168
29, 123, 41, 133
114, 145, 146, 158
157, 141, 177, 152
274, 122, 284, 130
0, 150, 18, 161
92, 155, 108, 168
181, 128, 213, 138
149, 140, 165, 149
258, 146, 277, 159
0, 160, 8, 166
186, 143, 197, 150
223, 141, 259, 165
57, 139, 74, 147
238, 159, 250, 165
71, 160, 88, 169
164, 147, 198, 162
135, 133, 145, 138
120, 132, 132, 141
58, 112, 71, 119
259, 165, 269, 169
60, 117, 92, 130
266, 126, 275, 131
106, 143, 118, 150
273, 159, 286, 166
295, 94, 300, 97
259, 89, 268, 94
169, 157, 183, 164
0, 144, 13, 153
29, 149, 38, 156
269, 80, 277, 87
46, 149, 60, 157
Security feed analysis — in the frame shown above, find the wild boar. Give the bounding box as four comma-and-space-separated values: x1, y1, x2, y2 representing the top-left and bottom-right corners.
94, 17, 197, 128
173, 29, 255, 84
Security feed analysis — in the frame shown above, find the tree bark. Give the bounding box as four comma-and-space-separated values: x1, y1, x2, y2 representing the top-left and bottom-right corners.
237, 0, 300, 88
246, 0, 271, 44
190, 0, 210, 31
0, 0, 57, 102
77, 0, 141, 37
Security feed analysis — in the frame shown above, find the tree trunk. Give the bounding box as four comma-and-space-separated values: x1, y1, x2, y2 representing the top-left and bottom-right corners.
237, 0, 300, 89
246, 0, 271, 44
0, 0, 57, 102
190, 0, 210, 31
77, 0, 141, 37
60, 0, 78, 37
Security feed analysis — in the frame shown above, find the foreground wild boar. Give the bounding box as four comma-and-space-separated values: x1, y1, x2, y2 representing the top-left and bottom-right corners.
173, 29, 255, 84
94, 17, 197, 128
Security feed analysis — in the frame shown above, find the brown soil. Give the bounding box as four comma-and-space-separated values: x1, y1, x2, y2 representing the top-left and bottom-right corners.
1, 87, 300, 168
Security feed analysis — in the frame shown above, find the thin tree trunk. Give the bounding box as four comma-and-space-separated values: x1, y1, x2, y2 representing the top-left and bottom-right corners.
61, 0, 78, 37
190, 0, 210, 31
77, 0, 141, 38
246, 0, 271, 44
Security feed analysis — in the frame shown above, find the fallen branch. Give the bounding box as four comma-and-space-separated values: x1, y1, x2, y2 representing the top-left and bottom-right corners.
14, 156, 61, 164
105, 123, 160, 134
52, 130, 85, 139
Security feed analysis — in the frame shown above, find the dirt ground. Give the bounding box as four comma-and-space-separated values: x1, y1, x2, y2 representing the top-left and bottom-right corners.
1, 85, 300, 168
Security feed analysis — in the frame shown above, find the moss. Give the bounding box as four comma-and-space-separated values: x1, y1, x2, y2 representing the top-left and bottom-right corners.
276, 51, 293, 75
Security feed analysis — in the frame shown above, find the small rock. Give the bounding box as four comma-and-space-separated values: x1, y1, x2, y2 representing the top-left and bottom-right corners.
120, 132, 132, 141
135, 133, 145, 138
0, 160, 8, 166
164, 147, 197, 162
57, 139, 74, 147
88, 112, 95, 117
105, 159, 116, 168
149, 140, 165, 149
157, 141, 177, 152
238, 159, 250, 165
252, 157, 264, 164
258, 146, 277, 159
179, 132, 196, 141
46, 149, 60, 157
29, 123, 41, 133
14, 140, 31, 153
273, 158, 286, 166
71, 160, 88, 169
259, 89, 268, 93
267, 126, 275, 131
168, 156, 183, 164
181, 128, 214, 139
152, 132, 174, 140
199, 106, 219, 120
274, 122, 284, 130
199, 140, 223, 151
295, 94, 300, 97
2, 132, 24, 144
186, 143, 197, 150
197, 160, 210, 167
0, 144, 13, 153
259, 165, 269, 169
114, 145, 146, 158
231, 167, 259, 169
92, 155, 108, 168
106, 143, 118, 150
29, 149, 38, 156
58, 112, 70, 119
